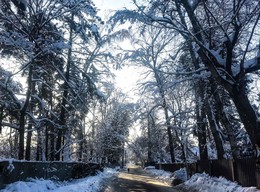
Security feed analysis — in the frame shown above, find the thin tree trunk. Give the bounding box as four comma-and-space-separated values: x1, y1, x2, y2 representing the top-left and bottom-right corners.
45, 125, 49, 160
50, 123, 55, 161
19, 112, 26, 159
164, 105, 175, 162
49, 91, 55, 161
78, 114, 85, 161
147, 114, 154, 163
0, 107, 3, 134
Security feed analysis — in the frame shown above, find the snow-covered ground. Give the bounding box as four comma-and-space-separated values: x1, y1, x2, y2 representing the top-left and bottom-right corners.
145, 166, 260, 192
1, 166, 259, 192
0, 168, 118, 192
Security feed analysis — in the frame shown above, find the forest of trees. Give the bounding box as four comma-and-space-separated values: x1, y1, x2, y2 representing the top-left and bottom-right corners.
0, 0, 259, 165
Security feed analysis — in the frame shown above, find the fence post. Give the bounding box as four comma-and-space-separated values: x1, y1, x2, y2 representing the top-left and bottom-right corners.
231, 159, 235, 181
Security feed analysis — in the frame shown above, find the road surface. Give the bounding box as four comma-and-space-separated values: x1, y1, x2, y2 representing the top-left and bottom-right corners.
101, 166, 182, 192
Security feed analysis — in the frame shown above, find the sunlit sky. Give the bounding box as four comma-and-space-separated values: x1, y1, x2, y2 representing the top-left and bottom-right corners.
95, 0, 141, 99
95, 0, 142, 137
95, 0, 135, 11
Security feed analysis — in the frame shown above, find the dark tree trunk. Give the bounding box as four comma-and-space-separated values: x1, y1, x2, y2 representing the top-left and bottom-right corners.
18, 64, 33, 160
211, 83, 240, 159
55, 13, 74, 161
147, 114, 154, 163
205, 100, 225, 159
78, 116, 84, 161
50, 124, 55, 161
25, 79, 36, 160
0, 107, 3, 134
196, 105, 208, 160
18, 114, 25, 160
36, 128, 41, 160
25, 126, 32, 160
231, 89, 259, 147
45, 125, 49, 160
49, 92, 55, 161
155, 72, 175, 162
165, 108, 175, 163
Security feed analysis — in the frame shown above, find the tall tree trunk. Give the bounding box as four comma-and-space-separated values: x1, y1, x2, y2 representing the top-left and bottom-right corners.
192, 58, 209, 160
78, 114, 85, 161
164, 105, 175, 162
48, 91, 55, 161
231, 89, 259, 148
45, 125, 49, 160
205, 100, 225, 159
18, 64, 33, 160
211, 83, 240, 159
154, 70, 175, 162
36, 128, 44, 161
25, 79, 36, 160
195, 101, 208, 160
25, 127, 32, 160
147, 114, 154, 163
18, 115, 25, 160
50, 123, 55, 161
0, 107, 3, 134
55, 13, 74, 161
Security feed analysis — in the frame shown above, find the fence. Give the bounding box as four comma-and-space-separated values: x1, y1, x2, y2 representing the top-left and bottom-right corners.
156, 158, 260, 189
0, 160, 102, 189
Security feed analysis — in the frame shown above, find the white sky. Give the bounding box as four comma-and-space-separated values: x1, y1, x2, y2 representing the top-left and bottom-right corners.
95, 0, 140, 99
95, 0, 135, 11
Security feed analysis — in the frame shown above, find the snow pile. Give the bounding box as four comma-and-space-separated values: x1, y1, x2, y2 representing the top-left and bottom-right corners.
145, 167, 259, 192
175, 173, 260, 192
144, 166, 173, 183
145, 166, 187, 184
0, 168, 117, 192
0, 179, 60, 192
6, 159, 15, 174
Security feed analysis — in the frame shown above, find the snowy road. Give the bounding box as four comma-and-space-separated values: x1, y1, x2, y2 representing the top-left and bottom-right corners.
101, 166, 181, 192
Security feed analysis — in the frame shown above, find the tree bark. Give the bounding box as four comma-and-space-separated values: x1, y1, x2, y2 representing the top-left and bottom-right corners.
164, 106, 175, 162
25, 78, 36, 160
211, 83, 240, 159
18, 114, 25, 160
147, 114, 154, 163
55, 13, 74, 161
25, 127, 32, 160
205, 100, 225, 159
231, 89, 259, 147
195, 99, 208, 160
18, 64, 33, 160
0, 107, 3, 134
